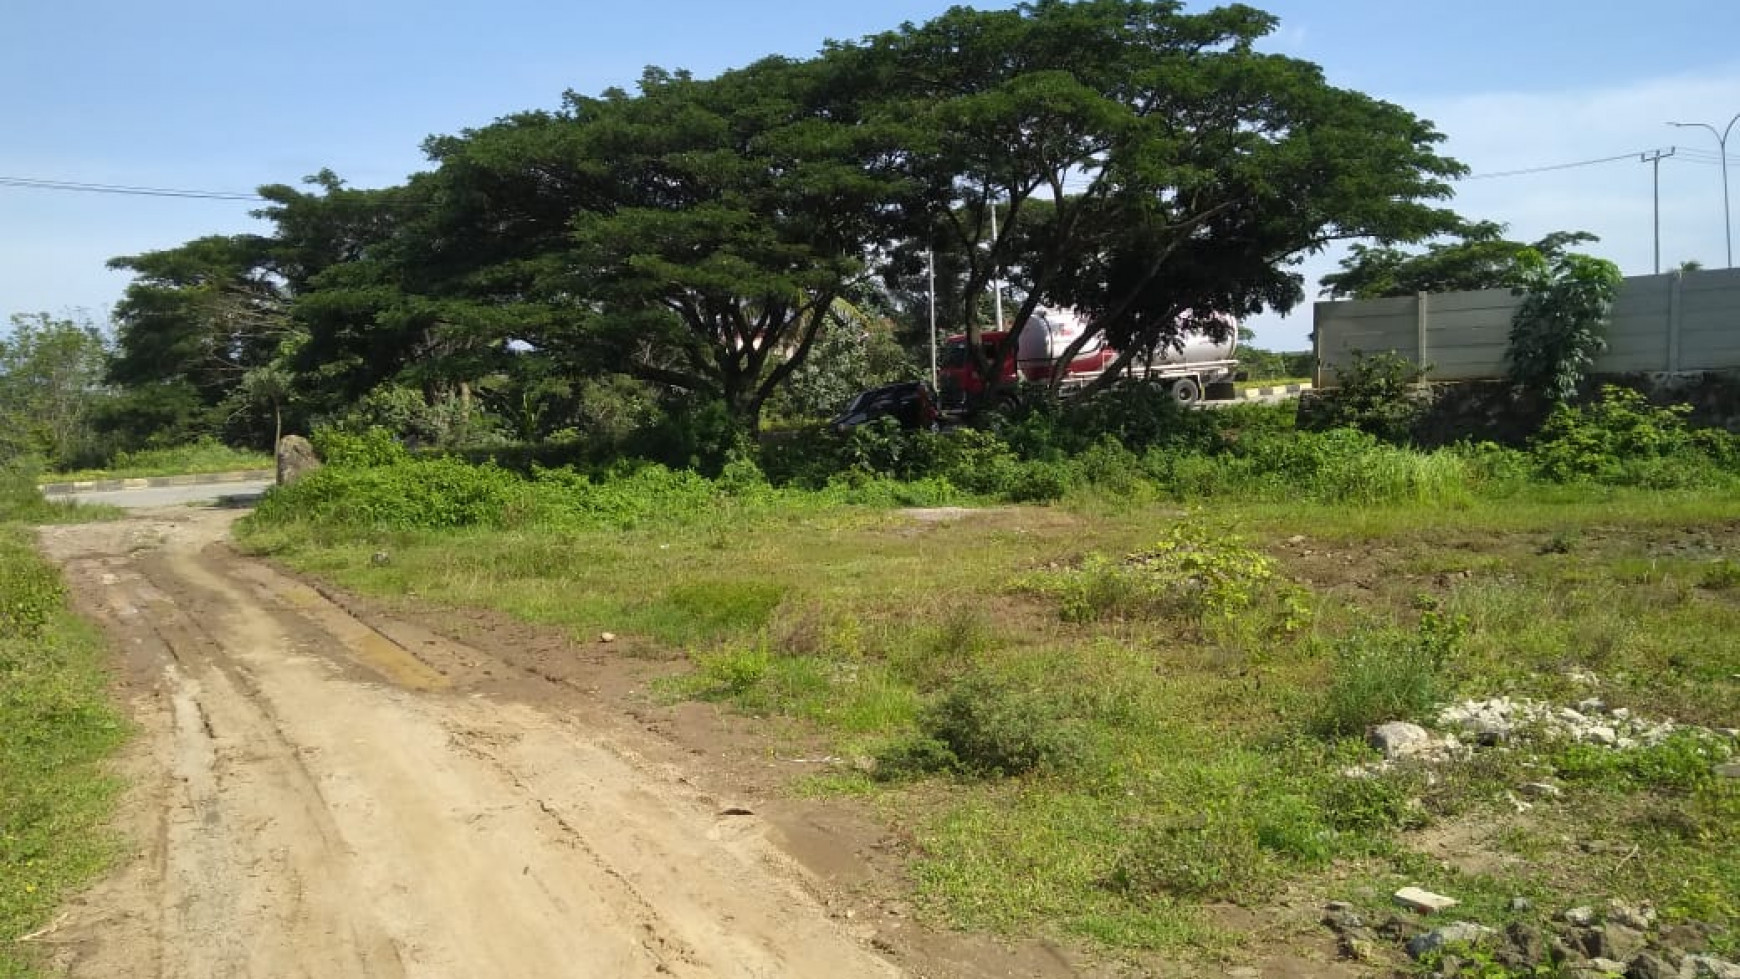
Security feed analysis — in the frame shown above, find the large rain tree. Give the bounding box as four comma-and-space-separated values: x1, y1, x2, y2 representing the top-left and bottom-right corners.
848, 0, 1466, 391
416, 55, 906, 433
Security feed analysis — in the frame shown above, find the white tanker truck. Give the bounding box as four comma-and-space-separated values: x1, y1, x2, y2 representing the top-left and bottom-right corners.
939, 307, 1240, 409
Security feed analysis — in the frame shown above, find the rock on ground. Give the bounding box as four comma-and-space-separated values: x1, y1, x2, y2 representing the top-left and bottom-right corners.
276, 434, 322, 486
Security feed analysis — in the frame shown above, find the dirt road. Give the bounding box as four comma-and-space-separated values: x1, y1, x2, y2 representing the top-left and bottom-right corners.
34, 509, 907, 979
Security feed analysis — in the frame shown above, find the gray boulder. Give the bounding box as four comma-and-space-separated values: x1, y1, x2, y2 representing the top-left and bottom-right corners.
276, 434, 322, 486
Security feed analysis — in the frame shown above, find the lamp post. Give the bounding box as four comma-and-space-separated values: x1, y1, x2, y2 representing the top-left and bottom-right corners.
1669, 112, 1740, 268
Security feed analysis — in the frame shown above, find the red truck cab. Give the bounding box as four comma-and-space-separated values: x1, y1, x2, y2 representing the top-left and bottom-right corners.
937, 328, 1114, 407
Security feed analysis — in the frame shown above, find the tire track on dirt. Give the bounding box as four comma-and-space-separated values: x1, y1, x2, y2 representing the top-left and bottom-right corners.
36, 510, 905, 979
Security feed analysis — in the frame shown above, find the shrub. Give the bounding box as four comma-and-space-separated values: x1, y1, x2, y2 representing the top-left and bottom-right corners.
1530, 385, 1738, 486
1316, 609, 1464, 736
1107, 818, 1277, 902
880, 675, 1085, 779
1506, 251, 1623, 402
1314, 766, 1429, 832
1021, 518, 1291, 631
252, 457, 529, 529
0, 552, 65, 642
685, 642, 774, 698
311, 426, 409, 468
1301, 350, 1429, 444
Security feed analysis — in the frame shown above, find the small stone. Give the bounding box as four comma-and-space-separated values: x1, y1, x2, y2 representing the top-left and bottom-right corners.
1628, 951, 1678, 979
1717, 728, 1739, 740
1505, 921, 1546, 961
1473, 718, 1510, 746
1322, 910, 1366, 933
1406, 922, 1495, 959
1687, 956, 1740, 979
1339, 936, 1378, 962
1607, 899, 1657, 931
1287, 535, 1307, 545
1714, 762, 1740, 779
1371, 722, 1435, 759
1509, 896, 1534, 912
1593, 923, 1647, 962
1325, 900, 1353, 912
1562, 906, 1599, 927
1518, 782, 1563, 799
600, 632, 618, 643
370, 550, 391, 566
1225, 968, 1261, 979
1610, 707, 1632, 720
1394, 886, 1460, 914
1589, 959, 1628, 974
1586, 726, 1619, 747
1578, 698, 1607, 713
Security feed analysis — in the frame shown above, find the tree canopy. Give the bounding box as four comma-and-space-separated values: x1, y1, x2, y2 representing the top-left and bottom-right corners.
1319, 220, 1599, 300
106, 0, 1466, 442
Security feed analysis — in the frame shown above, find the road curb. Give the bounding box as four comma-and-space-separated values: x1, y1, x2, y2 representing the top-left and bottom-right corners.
41, 469, 275, 495
1235, 382, 1313, 401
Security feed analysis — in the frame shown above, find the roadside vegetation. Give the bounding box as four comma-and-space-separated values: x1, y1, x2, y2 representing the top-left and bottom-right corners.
0, 527, 126, 977
239, 384, 1740, 970
42, 439, 272, 484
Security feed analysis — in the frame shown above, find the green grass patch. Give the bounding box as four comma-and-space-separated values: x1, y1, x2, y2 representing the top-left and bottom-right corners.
0, 528, 126, 976
232, 443, 1740, 958
44, 438, 272, 483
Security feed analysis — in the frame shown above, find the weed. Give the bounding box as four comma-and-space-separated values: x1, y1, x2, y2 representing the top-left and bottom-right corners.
1700, 559, 1740, 591
0, 530, 125, 976
1316, 609, 1464, 736
1107, 817, 1278, 903
883, 675, 1086, 779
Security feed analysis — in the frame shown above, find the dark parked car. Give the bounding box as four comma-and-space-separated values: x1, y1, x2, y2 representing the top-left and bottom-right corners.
830, 381, 941, 433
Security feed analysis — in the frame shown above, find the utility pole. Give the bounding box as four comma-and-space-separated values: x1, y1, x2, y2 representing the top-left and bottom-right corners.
1641, 147, 1676, 274
1670, 112, 1740, 268
927, 247, 938, 392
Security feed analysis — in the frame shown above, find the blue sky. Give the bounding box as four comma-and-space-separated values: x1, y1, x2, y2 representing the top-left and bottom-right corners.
4, 0, 1739, 350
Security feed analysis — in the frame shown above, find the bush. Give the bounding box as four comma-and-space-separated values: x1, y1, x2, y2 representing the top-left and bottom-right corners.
1022, 519, 1290, 631
1506, 251, 1623, 402
878, 675, 1085, 779
1107, 818, 1276, 902
311, 426, 409, 468
252, 456, 529, 529
1316, 609, 1464, 737
0, 551, 65, 642
1530, 386, 1739, 486
1300, 350, 1429, 444
996, 380, 1222, 459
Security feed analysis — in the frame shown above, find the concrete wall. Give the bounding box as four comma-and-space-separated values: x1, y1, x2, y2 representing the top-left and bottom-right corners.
1312, 267, 1740, 385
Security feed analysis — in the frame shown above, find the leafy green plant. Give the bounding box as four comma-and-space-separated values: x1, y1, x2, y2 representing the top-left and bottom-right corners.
879, 675, 1086, 779
1106, 817, 1277, 902
1530, 386, 1736, 486
1506, 251, 1623, 401
1316, 609, 1464, 736
1302, 350, 1429, 444
1127, 520, 1279, 625
0, 559, 65, 642
311, 426, 409, 469
1, 530, 126, 976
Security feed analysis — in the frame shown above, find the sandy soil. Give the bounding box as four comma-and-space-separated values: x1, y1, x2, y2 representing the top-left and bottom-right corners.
32, 508, 913, 979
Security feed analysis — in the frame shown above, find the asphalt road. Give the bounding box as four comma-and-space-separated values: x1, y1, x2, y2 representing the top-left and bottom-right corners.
44, 479, 274, 509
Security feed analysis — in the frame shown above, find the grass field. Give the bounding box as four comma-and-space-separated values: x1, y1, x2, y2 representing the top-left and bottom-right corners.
0, 528, 126, 978
43, 439, 272, 484
240, 482, 1740, 968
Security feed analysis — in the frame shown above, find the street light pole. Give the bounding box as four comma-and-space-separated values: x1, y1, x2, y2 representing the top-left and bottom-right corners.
1670, 112, 1740, 268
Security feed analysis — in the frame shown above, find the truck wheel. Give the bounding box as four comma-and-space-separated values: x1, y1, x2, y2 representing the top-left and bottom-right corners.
1170, 377, 1202, 407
